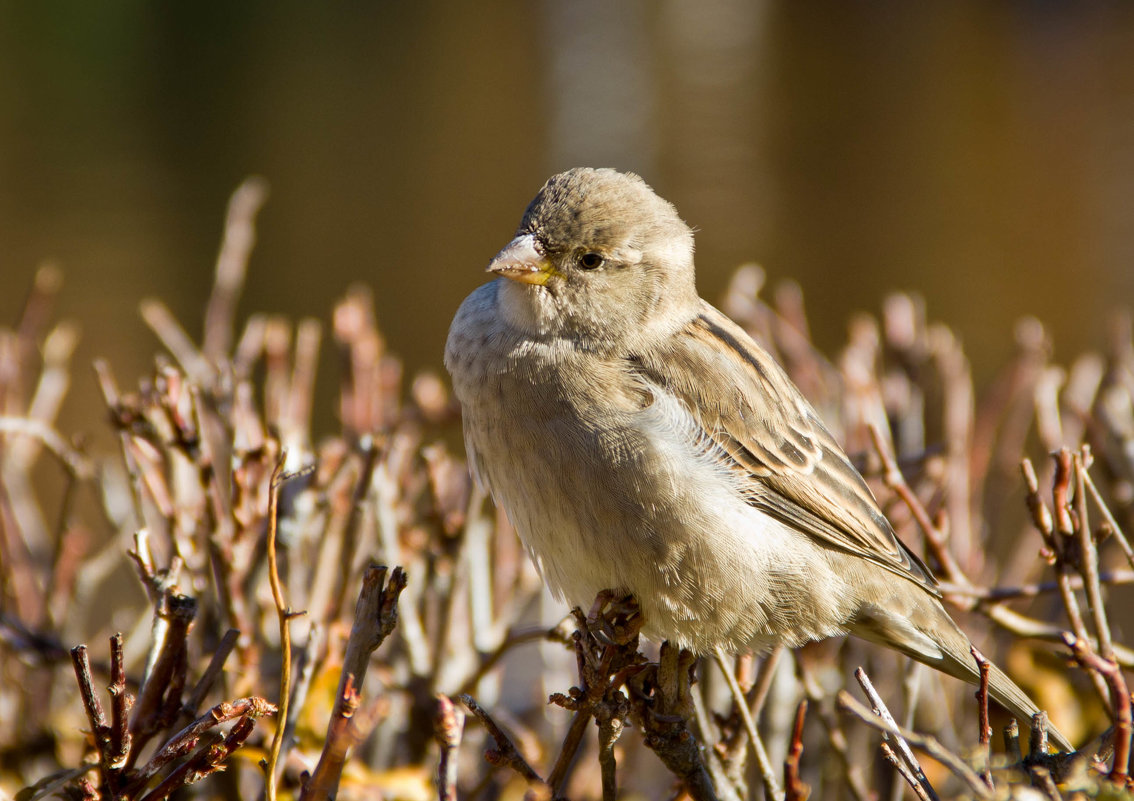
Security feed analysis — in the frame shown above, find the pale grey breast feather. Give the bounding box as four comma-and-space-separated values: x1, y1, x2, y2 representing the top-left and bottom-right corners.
631, 376, 759, 504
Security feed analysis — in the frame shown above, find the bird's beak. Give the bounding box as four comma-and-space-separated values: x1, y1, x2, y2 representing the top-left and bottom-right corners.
487, 234, 556, 286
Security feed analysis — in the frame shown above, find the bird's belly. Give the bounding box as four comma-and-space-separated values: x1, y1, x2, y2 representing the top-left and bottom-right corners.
462, 388, 855, 654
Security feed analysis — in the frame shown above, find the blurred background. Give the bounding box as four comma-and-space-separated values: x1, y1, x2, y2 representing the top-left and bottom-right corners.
2, 1, 1133, 438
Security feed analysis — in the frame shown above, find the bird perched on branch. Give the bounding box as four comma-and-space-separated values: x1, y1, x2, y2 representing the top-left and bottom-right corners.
445, 167, 1071, 752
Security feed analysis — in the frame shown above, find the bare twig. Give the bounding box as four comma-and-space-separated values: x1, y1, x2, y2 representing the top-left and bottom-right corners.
630, 645, 719, 801
970, 647, 993, 789
982, 604, 1134, 667
850, 668, 945, 801
1022, 456, 1112, 707
839, 686, 989, 800
107, 633, 132, 772
332, 436, 380, 618
139, 716, 256, 801
1062, 633, 1131, 784
300, 677, 368, 801
1074, 449, 1115, 662
180, 628, 240, 723
868, 423, 968, 587
280, 623, 324, 772
460, 693, 546, 788
937, 569, 1134, 601
264, 451, 297, 801
784, 700, 810, 801
1079, 465, 1134, 570
435, 694, 465, 801
139, 299, 212, 385
70, 644, 118, 792
715, 650, 781, 798
203, 177, 269, 362
128, 593, 195, 763
597, 706, 624, 801
544, 597, 645, 796
1004, 719, 1023, 763
302, 565, 407, 801
721, 645, 785, 771
0, 416, 92, 478
128, 696, 276, 793
880, 742, 933, 801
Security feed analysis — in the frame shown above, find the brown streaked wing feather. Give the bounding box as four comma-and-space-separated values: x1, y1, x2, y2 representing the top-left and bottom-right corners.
634, 301, 938, 593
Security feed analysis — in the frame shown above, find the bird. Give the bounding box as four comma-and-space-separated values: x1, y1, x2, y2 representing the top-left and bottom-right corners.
444, 167, 1071, 751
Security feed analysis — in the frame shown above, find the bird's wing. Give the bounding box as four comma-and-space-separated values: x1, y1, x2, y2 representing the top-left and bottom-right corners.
633, 301, 938, 593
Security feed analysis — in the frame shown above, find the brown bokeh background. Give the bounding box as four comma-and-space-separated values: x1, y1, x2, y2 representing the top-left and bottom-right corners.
3, 2, 1133, 438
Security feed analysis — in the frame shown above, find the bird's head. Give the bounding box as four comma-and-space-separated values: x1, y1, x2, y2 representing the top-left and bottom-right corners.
488, 168, 699, 349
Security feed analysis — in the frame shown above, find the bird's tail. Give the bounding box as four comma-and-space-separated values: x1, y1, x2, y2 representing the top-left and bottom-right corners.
849, 599, 1073, 752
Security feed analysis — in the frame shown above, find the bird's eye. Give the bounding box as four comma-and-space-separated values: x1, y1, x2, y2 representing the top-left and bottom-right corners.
578, 252, 604, 270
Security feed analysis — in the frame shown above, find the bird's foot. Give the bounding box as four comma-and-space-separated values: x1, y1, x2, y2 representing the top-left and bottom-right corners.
582, 589, 644, 647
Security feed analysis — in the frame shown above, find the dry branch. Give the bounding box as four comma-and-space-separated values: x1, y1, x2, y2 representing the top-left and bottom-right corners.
5, 185, 1134, 801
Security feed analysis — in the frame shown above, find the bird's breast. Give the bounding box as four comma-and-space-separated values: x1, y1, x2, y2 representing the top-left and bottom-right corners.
445, 288, 853, 652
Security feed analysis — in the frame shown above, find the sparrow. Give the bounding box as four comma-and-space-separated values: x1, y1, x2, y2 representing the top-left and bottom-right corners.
444, 167, 1071, 751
